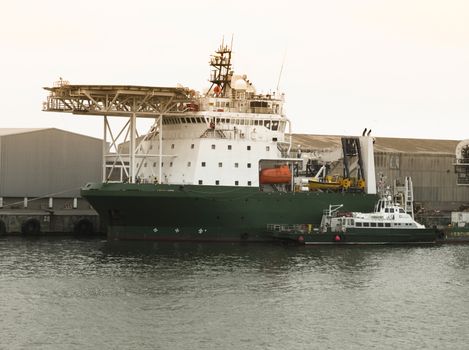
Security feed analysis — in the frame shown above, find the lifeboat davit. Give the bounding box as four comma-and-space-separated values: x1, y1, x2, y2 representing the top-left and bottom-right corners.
259, 165, 292, 184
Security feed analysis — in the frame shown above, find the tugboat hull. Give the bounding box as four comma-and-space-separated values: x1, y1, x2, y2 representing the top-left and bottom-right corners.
272, 228, 438, 245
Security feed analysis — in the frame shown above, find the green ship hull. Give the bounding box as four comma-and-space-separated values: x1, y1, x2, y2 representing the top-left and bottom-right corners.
271, 228, 438, 245
81, 183, 378, 241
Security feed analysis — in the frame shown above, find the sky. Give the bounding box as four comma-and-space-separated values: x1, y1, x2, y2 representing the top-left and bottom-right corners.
1, 0, 468, 140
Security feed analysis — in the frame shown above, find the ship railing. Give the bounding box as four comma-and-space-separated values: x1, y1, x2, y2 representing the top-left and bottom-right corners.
267, 224, 311, 233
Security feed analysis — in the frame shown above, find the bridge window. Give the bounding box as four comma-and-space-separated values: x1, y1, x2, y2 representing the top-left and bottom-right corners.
191, 144, 194, 149
247, 163, 251, 168
228, 145, 232, 150
202, 162, 206, 167
378, 223, 384, 227
234, 163, 239, 168
356, 222, 362, 227
247, 146, 251, 151
266, 146, 270, 151
218, 162, 223, 168
370, 223, 377, 227
211, 144, 216, 149
363, 223, 370, 227
187, 162, 191, 167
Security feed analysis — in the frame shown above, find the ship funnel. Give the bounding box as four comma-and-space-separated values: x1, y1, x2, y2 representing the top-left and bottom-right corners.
358, 136, 377, 194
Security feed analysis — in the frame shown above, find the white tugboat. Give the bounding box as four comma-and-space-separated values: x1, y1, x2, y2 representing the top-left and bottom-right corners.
270, 197, 438, 244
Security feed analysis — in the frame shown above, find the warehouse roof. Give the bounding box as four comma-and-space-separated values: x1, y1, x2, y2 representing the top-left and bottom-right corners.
290, 134, 459, 155
0, 128, 101, 141
0, 128, 45, 136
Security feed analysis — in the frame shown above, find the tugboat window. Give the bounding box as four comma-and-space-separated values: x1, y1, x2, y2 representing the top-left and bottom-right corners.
385, 223, 391, 227
219, 162, 222, 167
215, 180, 220, 185
235, 181, 239, 186
370, 223, 377, 227
356, 222, 362, 227
363, 222, 370, 227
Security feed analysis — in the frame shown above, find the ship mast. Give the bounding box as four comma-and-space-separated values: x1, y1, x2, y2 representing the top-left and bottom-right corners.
208, 38, 233, 97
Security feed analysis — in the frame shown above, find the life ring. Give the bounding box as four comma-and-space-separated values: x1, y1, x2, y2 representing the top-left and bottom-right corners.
0, 220, 6, 235
74, 219, 94, 236
21, 218, 41, 235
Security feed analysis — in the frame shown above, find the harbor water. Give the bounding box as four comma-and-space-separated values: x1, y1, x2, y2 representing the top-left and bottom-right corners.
1, 237, 468, 349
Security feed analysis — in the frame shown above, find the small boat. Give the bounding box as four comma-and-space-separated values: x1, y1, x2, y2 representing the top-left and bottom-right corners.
269, 197, 438, 245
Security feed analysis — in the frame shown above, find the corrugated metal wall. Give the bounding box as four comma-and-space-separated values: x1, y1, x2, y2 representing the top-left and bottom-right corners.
375, 152, 469, 210
0, 129, 102, 197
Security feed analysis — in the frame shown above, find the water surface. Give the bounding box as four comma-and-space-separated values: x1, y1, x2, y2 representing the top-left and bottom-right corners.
1, 237, 468, 349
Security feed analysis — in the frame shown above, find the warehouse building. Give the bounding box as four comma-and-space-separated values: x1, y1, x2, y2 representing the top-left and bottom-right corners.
291, 134, 469, 212
0, 128, 102, 234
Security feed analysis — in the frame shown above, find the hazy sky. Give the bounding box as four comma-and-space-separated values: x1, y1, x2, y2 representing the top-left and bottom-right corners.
1, 0, 468, 140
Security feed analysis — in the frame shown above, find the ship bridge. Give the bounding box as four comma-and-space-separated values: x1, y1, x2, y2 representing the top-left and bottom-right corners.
43, 80, 196, 183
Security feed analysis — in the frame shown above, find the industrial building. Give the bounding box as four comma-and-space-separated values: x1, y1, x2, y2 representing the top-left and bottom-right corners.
0, 128, 102, 234
292, 134, 469, 213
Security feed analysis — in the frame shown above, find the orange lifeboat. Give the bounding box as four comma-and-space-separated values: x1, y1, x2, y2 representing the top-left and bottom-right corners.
259, 165, 292, 184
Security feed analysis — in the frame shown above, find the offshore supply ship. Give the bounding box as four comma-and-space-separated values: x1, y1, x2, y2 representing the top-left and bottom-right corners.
44, 42, 378, 241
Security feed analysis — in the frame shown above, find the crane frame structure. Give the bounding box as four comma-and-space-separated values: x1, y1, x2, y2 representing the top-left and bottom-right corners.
43, 80, 193, 183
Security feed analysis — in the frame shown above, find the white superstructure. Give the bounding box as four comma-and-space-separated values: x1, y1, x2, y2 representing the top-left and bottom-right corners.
321, 197, 425, 233
130, 43, 293, 187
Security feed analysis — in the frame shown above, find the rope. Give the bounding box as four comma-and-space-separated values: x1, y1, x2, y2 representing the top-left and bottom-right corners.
0, 187, 82, 209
